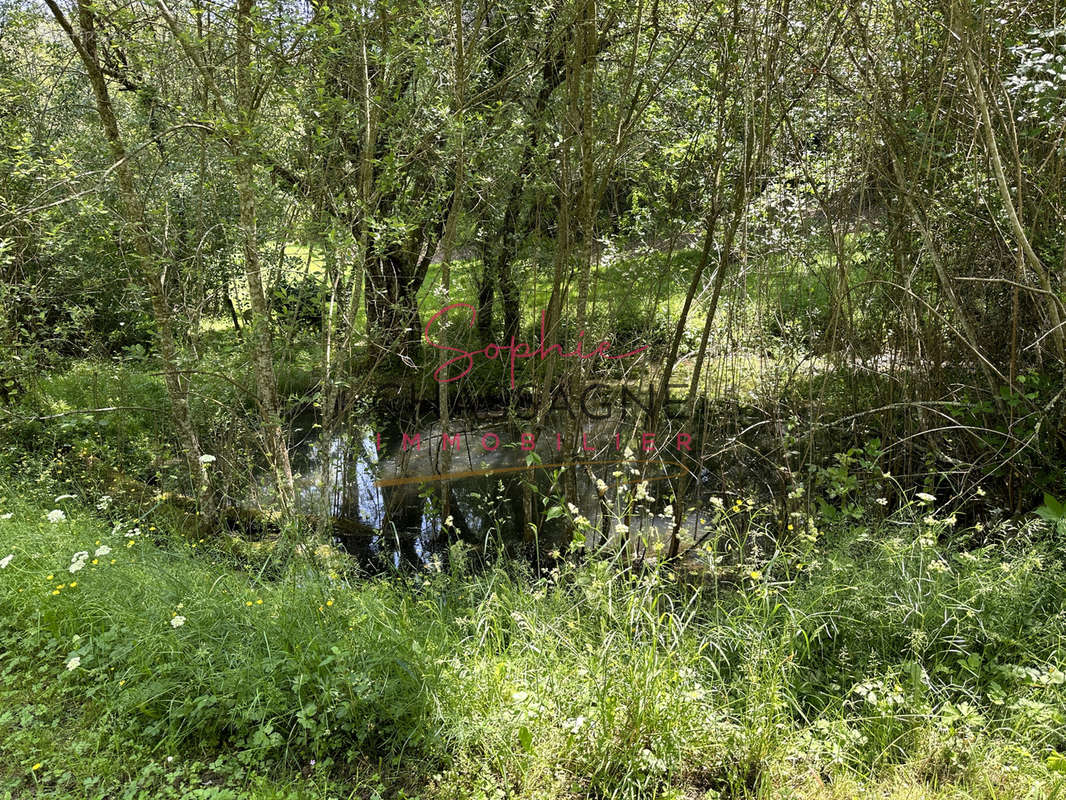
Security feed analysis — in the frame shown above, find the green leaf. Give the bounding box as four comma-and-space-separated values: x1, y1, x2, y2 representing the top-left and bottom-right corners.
518, 725, 533, 753
1036, 494, 1064, 522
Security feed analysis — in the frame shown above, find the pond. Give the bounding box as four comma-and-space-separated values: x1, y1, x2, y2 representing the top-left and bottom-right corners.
279, 406, 734, 571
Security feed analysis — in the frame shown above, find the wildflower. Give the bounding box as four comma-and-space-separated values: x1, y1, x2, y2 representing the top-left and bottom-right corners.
245, 601, 253, 607
51, 589, 60, 595
65, 656, 80, 670
573, 515, 590, 527
54, 494, 76, 502
443, 515, 454, 528
615, 522, 629, 536
46, 574, 53, 580
876, 497, 888, 505
567, 502, 580, 515
634, 482, 654, 502
255, 599, 262, 605
928, 560, 950, 574
170, 615, 186, 628
595, 479, 608, 493
94, 545, 111, 557
69, 582, 76, 587
0, 554, 12, 569
46, 509, 67, 524
198, 454, 216, 464
662, 504, 673, 517
326, 599, 334, 607
68, 561, 86, 574
917, 492, 936, 504
709, 497, 724, 509
0, 513, 11, 520
96, 495, 113, 511
31, 763, 42, 771
91, 559, 98, 565
749, 570, 762, 580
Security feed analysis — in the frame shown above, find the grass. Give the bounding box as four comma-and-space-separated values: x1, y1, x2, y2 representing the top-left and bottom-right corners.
1, 477, 1065, 798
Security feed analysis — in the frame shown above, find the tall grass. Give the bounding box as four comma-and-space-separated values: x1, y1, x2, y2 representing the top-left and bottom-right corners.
0, 486, 1064, 798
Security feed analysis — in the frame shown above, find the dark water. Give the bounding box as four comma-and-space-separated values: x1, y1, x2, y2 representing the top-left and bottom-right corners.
281, 409, 722, 570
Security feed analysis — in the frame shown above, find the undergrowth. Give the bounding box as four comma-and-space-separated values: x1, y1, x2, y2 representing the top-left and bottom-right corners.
1, 480, 1064, 799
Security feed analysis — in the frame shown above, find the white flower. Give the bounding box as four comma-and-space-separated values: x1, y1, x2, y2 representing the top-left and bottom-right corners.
595, 479, 608, 493
567, 502, 580, 515
71, 551, 89, 562
662, 504, 674, 518
65, 656, 81, 670
0, 554, 12, 569
916, 492, 936, 504
46, 509, 67, 524
709, 497, 724, 509
615, 523, 629, 535
68, 560, 85, 574
443, 515, 454, 528
94, 545, 111, 557
170, 615, 186, 628
573, 515, 590, 527
96, 495, 113, 511
876, 497, 888, 505
198, 454, 216, 464
125, 527, 141, 538
0, 513, 11, 520
54, 494, 77, 502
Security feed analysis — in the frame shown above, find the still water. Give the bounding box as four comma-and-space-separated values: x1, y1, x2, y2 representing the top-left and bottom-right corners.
281, 410, 720, 570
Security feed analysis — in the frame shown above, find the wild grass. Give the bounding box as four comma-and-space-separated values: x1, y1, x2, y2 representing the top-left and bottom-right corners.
1, 479, 1064, 799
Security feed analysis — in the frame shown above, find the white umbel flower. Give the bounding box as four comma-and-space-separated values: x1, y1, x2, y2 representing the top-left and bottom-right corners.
46, 509, 67, 524
0, 554, 12, 569
170, 615, 186, 628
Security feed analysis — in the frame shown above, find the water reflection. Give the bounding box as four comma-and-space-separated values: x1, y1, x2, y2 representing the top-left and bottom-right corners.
283, 412, 713, 570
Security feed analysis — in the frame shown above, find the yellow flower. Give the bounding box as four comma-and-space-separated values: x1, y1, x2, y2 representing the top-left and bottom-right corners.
787, 524, 794, 531
46, 574, 53, 581
31, 763, 42, 771
126, 540, 134, 548
326, 599, 334, 607
69, 582, 76, 587
119, 680, 125, 686
245, 601, 253, 607
51, 589, 60, 595
110, 559, 115, 564
91, 559, 98, 565
749, 570, 762, 580
56, 584, 65, 589
255, 598, 263, 605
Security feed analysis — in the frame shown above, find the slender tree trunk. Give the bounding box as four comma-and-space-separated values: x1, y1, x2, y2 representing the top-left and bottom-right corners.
43, 0, 216, 524
236, 0, 295, 511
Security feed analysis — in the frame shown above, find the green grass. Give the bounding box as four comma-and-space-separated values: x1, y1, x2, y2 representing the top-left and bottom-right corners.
1, 479, 1064, 798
